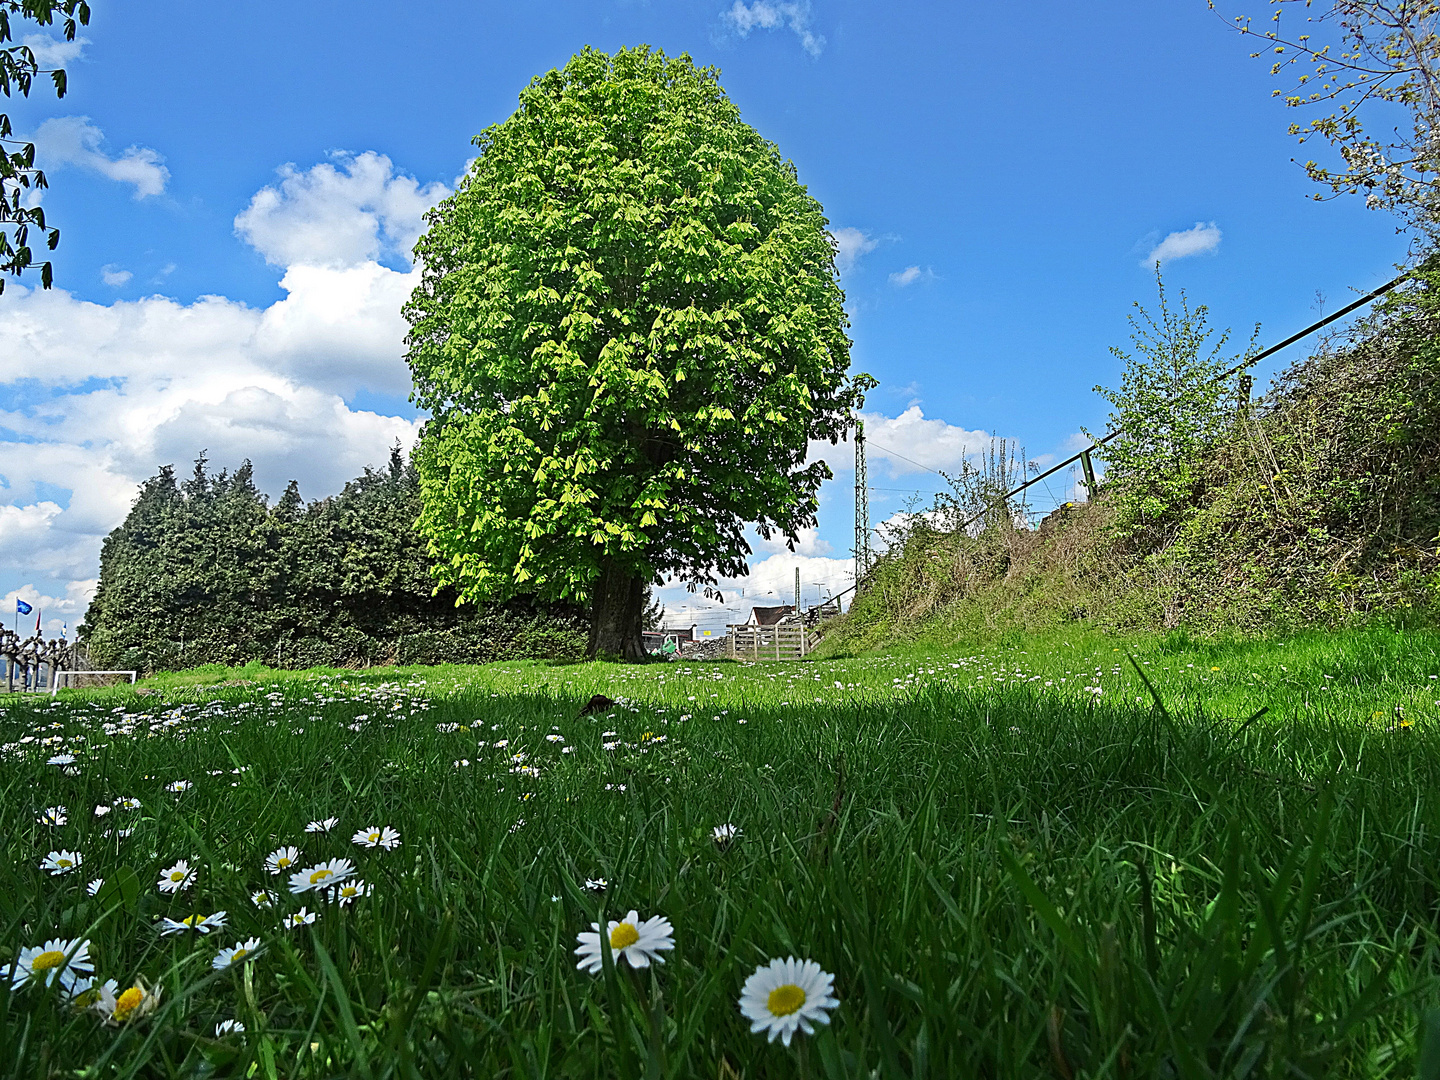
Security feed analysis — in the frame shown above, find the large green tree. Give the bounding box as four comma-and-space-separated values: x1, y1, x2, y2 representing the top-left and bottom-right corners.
405, 46, 871, 660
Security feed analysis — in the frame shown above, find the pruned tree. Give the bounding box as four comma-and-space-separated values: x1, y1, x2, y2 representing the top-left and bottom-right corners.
1, 0, 89, 292
404, 46, 872, 660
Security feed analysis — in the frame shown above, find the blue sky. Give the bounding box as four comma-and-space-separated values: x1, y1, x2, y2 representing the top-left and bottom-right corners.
0, 0, 1410, 634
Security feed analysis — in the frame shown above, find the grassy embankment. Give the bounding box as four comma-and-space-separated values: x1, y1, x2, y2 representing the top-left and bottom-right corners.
4, 625, 1440, 1076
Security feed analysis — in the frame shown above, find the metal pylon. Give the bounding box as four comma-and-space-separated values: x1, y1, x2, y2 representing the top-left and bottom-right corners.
854, 420, 871, 580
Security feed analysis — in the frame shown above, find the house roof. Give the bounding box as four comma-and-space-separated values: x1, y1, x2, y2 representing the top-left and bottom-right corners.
750, 605, 795, 626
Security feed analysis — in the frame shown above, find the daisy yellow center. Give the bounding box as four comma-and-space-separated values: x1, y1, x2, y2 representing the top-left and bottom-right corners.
32, 949, 66, 971
609, 923, 640, 950
767, 984, 807, 1017
310, 869, 333, 884
57, 858, 73, 868
340, 886, 357, 897
182, 915, 203, 927
169, 871, 185, 881
278, 857, 293, 867
368, 832, 380, 842
232, 948, 249, 961
113, 987, 144, 1021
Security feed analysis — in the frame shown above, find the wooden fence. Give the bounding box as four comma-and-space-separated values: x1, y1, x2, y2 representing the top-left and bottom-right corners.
726, 622, 809, 661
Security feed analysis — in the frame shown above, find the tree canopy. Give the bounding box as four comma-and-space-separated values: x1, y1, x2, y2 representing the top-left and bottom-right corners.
405, 45, 871, 660
1, 0, 88, 292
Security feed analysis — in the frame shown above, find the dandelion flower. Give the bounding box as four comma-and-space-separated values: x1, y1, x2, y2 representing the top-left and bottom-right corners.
212, 937, 262, 970
41, 849, 82, 875
37, 806, 67, 826
265, 846, 302, 875
94, 978, 161, 1024
330, 879, 372, 905
305, 817, 338, 833
712, 823, 739, 847
87, 878, 104, 896
7, 937, 93, 990
157, 859, 197, 893
289, 858, 355, 894
283, 907, 318, 929
738, 957, 839, 1046
352, 825, 400, 850
215, 1018, 246, 1036
159, 911, 227, 935
575, 910, 674, 973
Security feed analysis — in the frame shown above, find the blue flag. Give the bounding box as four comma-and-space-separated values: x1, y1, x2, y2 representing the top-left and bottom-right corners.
15, 599, 32, 615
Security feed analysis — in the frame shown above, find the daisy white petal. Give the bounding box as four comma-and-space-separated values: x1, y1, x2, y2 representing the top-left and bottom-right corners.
738, 956, 839, 1046
574, 910, 674, 974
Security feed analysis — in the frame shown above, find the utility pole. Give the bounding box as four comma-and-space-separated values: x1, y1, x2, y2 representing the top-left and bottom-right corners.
854, 420, 871, 581
795, 567, 801, 613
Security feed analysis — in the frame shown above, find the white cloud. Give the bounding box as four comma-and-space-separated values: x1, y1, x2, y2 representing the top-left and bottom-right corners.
100, 265, 132, 287
810, 406, 992, 478
21, 33, 89, 68
830, 227, 877, 274
234, 151, 448, 269
32, 117, 169, 198
889, 265, 932, 287
0, 152, 448, 607
722, 1, 825, 57
1143, 221, 1222, 266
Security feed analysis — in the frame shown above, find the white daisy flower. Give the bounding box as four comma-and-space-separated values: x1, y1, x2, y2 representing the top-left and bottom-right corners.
159, 911, 227, 935
215, 1018, 246, 1036
37, 805, 67, 826
93, 804, 111, 817
41, 849, 82, 875
157, 859, 197, 893
283, 907, 318, 929
288, 858, 355, 894
265, 846, 302, 875
6, 937, 93, 990
575, 910, 674, 973
304, 817, 338, 833
352, 825, 401, 850
115, 797, 141, 811
712, 823, 740, 846
251, 889, 275, 908
87, 878, 104, 896
47, 753, 75, 766
93, 978, 162, 1025
212, 937, 262, 970
166, 780, 192, 793
329, 879, 372, 905
738, 957, 839, 1046
584, 877, 608, 892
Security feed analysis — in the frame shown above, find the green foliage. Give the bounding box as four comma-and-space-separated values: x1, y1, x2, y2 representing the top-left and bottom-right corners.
1161, 256, 1440, 630
1091, 270, 1255, 543
81, 449, 586, 672
4, 631, 1440, 1075
0, 0, 89, 292
404, 45, 871, 655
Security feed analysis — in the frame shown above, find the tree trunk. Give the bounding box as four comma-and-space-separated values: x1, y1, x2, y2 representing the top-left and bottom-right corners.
588, 558, 648, 661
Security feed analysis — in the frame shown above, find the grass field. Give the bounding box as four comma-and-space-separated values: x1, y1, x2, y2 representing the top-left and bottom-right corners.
4, 625, 1440, 1078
